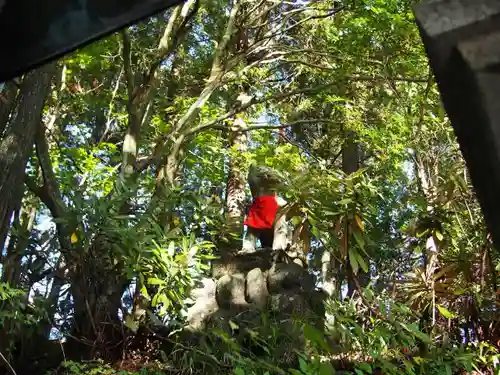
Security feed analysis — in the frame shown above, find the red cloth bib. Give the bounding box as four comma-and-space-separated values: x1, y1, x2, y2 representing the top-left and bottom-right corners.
244, 195, 278, 229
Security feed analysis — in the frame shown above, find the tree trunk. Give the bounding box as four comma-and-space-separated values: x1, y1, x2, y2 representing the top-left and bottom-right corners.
342, 130, 369, 298
68, 244, 128, 359
29, 115, 128, 359
1, 202, 36, 288
343, 132, 357, 298
0, 62, 56, 251
342, 131, 359, 175
321, 248, 338, 297
223, 118, 248, 251
0, 80, 19, 137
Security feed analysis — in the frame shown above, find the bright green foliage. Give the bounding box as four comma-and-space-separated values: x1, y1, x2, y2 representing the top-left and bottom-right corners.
138, 234, 215, 318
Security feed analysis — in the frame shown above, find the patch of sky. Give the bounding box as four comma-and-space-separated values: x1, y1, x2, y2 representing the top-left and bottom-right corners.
191, 22, 211, 49
159, 54, 174, 70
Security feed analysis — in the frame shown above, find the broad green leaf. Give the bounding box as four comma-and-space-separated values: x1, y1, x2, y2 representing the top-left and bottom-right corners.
140, 285, 150, 299
356, 363, 371, 373
299, 357, 308, 373
413, 357, 425, 365
168, 241, 176, 256
437, 304, 455, 319
319, 361, 335, 375
311, 225, 321, 238
147, 277, 164, 285
349, 249, 360, 275
400, 323, 431, 344
352, 230, 365, 250
356, 251, 369, 273
124, 315, 138, 333
304, 324, 331, 352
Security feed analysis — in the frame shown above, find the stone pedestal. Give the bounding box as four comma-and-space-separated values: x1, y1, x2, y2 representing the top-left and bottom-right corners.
182, 249, 325, 369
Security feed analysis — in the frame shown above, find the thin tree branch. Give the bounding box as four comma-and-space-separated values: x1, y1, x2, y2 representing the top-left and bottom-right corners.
210, 0, 240, 78
187, 82, 340, 135
280, 58, 429, 82
120, 0, 199, 179
261, 7, 341, 45
137, 82, 339, 172
100, 67, 124, 143
245, 0, 273, 21
209, 119, 339, 132
146, 0, 199, 90
34, 123, 67, 220
136, 3, 359, 174
121, 30, 134, 101
25, 176, 42, 198
0, 350, 17, 375
140, 0, 241, 176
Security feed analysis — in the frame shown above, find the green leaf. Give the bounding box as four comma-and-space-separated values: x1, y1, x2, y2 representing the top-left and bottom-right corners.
413, 357, 425, 365
151, 293, 159, 308
319, 361, 336, 375
147, 277, 164, 285
140, 285, 150, 299
435, 230, 444, 241
234, 367, 245, 375
355, 251, 369, 273
124, 315, 138, 333
167, 241, 176, 256
352, 230, 365, 250
299, 357, 309, 372
349, 249, 360, 275
453, 288, 467, 296
324, 210, 340, 217
437, 304, 455, 319
356, 363, 372, 373
304, 324, 331, 352
311, 225, 321, 238
146, 310, 163, 326
400, 323, 431, 344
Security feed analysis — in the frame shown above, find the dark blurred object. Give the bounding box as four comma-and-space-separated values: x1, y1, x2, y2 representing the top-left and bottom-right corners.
0, 0, 184, 82
413, 0, 500, 251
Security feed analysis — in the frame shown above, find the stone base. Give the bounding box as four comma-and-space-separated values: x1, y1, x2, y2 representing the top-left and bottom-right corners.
179, 249, 325, 369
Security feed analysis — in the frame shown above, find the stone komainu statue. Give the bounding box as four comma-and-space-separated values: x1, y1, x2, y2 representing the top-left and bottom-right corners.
242, 163, 289, 252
